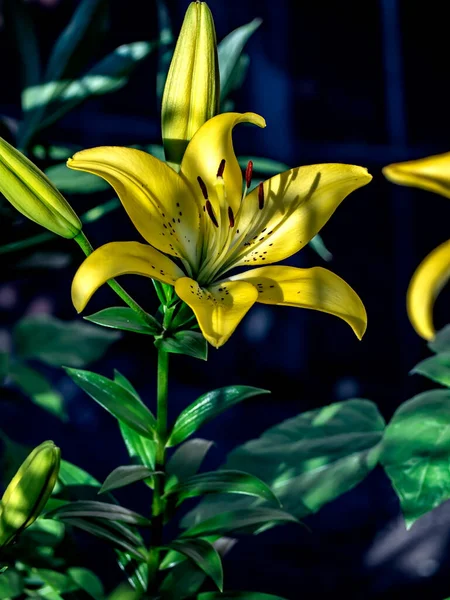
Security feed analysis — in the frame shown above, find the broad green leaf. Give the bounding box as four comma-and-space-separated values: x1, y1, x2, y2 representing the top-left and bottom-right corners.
381, 390, 450, 528
198, 593, 289, 600
218, 18, 262, 100
0, 569, 23, 598
166, 439, 214, 484
411, 353, 450, 387
67, 568, 104, 600
0, 351, 9, 383
165, 539, 223, 592
85, 307, 161, 335
237, 156, 290, 176
114, 370, 140, 400
119, 422, 157, 470
168, 386, 269, 447
183, 399, 384, 526
156, 331, 207, 361
116, 551, 148, 593
58, 459, 100, 487
429, 325, 450, 354
38, 41, 156, 130
165, 470, 280, 506
158, 559, 206, 600
34, 570, 75, 594
182, 507, 298, 539
14, 315, 120, 367
99, 465, 156, 494
65, 368, 156, 440
62, 517, 146, 560
47, 500, 151, 527
45, 163, 110, 194
9, 362, 67, 420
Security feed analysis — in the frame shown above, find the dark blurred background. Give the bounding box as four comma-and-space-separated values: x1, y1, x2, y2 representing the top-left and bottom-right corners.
2, 1, 450, 598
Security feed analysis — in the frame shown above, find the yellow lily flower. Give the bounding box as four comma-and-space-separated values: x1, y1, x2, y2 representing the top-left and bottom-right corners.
383, 153, 450, 340
68, 112, 371, 348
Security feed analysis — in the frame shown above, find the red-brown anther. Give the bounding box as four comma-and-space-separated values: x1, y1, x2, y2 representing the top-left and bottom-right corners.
228, 206, 235, 228
217, 159, 226, 178
197, 176, 208, 200
258, 182, 264, 209
245, 160, 253, 189
206, 200, 219, 227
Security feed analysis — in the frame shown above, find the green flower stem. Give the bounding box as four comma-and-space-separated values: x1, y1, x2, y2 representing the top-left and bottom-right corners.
148, 347, 169, 590
73, 231, 153, 326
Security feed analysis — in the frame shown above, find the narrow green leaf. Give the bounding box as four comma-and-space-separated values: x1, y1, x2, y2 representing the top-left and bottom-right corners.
67, 568, 104, 600
166, 439, 214, 484
114, 370, 140, 400
116, 551, 148, 593
170, 302, 196, 331
220, 54, 250, 109
429, 325, 450, 353
237, 156, 289, 176
21, 518, 65, 548
85, 307, 161, 335
14, 315, 120, 367
166, 470, 280, 506
308, 233, 333, 262
0, 351, 9, 383
63, 517, 146, 560
158, 559, 206, 600
381, 390, 450, 528
182, 507, 298, 539
155, 0, 174, 103
65, 368, 156, 440
165, 539, 223, 591
119, 422, 157, 470
47, 500, 151, 527
58, 459, 101, 487
156, 331, 207, 361
168, 386, 269, 447
99, 465, 156, 494
45, 163, 110, 193
198, 593, 289, 600
0, 569, 23, 598
33, 570, 74, 594
218, 18, 262, 100
411, 352, 450, 387
9, 362, 67, 420
183, 399, 385, 526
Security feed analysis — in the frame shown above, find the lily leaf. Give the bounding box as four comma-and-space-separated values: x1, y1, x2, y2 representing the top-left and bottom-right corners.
84, 307, 162, 335
166, 439, 214, 484
168, 386, 269, 447
65, 368, 157, 440
182, 507, 298, 539
0, 351, 8, 383
67, 568, 104, 600
45, 163, 110, 194
0, 569, 23, 598
429, 325, 450, 353
237, 156, 290, 176
119, 422, 157, 471
164, 539, 223, 592
9, 362, 66, 420
183, 399, 384, 526
197, 593, 289, 600
411, 352, 450, 387
99, 465, 156, 494
158, 559, 206, 600
47, 500, 151, 527
58, 459, 101, 488
381, 390, 450, 528
165, 470, 280, 506
155, 331, 207, 361
116, 551, 148, 593
13, 315, 120, 367
218, 18, 262, 100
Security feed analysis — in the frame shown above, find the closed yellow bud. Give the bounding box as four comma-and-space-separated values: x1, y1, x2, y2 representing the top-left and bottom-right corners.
0, 137, 82, 238
0, 441, 61, 546
161, 1, 219, 168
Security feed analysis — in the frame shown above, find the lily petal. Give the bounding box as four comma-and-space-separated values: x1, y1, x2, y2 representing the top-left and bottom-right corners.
224, 164, 372, 271
72, 241, 185, 313
407, 239, 450, 340
175, 277, 258, 347
383, 152, 450, 198
229, 265, 367, 339
67, 147, 200, 268
180, 112, 266, 216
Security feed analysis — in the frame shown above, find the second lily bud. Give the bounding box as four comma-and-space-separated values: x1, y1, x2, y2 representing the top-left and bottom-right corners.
161, 1, 220, 169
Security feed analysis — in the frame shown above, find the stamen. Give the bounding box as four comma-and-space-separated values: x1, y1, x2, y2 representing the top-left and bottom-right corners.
217, 159, 226, 178
197, 176, 208, 199
258, 182, 264, 209
228, 206, 235, 228
206, 200, 219, 227
245, 160, 253, 188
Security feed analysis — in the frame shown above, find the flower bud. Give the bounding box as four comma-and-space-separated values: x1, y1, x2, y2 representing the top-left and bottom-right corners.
0, 137, 82, 238
0, 441, 61, 546
161, 1, 219, 169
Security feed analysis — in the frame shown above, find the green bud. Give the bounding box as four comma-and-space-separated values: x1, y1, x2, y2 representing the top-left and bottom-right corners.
161, 1, 219, 169
0, 137, 82, 238
0, 441, 61, 546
